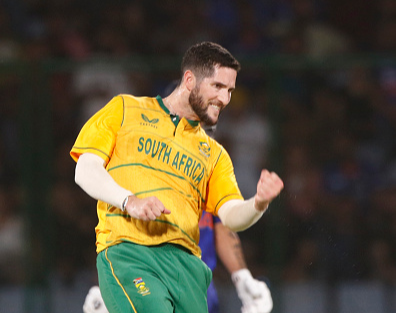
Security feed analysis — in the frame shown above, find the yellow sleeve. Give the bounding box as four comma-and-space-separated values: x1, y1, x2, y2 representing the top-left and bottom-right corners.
70, 96, 124, 165
205, 148, 244, 216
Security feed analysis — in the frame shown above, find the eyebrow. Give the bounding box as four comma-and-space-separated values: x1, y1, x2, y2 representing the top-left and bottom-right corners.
213, 81, 235, 92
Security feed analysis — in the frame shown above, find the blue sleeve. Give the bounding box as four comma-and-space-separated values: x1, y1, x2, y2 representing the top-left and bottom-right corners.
198, 211, 218, 271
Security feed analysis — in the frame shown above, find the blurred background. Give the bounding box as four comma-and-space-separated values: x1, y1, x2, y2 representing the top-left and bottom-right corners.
1, 0, 396, 312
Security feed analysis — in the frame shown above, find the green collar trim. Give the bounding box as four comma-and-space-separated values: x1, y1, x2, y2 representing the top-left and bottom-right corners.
187, 119, 200, 127
156, 95, 200, 127
157, 95, 169, 114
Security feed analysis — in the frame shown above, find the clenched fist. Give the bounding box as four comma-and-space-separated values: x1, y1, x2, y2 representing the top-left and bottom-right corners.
254, 170, 284, 212
125, 195, 171, 221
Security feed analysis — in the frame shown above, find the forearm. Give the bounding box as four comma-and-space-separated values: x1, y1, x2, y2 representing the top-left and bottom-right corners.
217, 198, 265, 232
215, 222, 247, 273
75, 153, 132, 209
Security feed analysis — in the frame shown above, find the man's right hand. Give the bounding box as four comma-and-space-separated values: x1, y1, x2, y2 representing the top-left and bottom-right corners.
125, 195, 171, 221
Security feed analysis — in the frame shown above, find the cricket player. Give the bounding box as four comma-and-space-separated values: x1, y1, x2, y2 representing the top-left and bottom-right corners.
71, 41, 283, 313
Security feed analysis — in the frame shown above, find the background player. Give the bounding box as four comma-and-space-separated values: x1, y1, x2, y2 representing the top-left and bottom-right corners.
200, 211, 273, 313
83, 211, 273, 313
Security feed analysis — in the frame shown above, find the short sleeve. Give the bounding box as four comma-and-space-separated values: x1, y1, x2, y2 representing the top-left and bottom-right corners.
70, 96, 124, 165
204, 148, 244, 216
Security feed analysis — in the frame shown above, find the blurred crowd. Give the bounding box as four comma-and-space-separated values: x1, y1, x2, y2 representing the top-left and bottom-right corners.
1, 0, 396, 290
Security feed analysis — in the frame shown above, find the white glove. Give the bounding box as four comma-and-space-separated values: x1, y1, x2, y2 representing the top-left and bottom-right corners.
231, 269, 273, 313
83, 286, 109, 313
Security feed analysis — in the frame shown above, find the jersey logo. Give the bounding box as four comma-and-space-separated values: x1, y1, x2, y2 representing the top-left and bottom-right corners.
141, 114, 159, 124
133, 277, 151, 296
140, 114, 159, 129
198, 141, 211, 158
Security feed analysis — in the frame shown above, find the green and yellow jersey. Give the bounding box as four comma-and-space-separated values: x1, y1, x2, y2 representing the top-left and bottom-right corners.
70, 95, 243, 257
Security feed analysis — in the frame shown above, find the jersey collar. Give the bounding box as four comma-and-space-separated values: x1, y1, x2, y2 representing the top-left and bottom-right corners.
156, 95, 200, 127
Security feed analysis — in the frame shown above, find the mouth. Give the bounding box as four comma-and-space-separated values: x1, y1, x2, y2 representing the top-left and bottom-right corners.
209, 102, 222, 111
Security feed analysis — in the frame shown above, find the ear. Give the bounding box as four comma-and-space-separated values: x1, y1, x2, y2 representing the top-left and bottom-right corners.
183, 70, 196, 92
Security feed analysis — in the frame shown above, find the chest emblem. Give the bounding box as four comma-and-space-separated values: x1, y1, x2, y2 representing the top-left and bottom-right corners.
198, 141, 211, 158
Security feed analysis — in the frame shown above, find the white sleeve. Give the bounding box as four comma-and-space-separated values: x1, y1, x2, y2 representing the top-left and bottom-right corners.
217, 198, 265, 232
75, 153, 133, 209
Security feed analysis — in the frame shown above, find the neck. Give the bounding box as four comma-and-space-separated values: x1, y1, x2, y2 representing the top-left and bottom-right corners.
163, 89, 197, 121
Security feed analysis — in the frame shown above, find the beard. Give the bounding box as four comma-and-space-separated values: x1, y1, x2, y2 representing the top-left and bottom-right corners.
189, 86, 220, 126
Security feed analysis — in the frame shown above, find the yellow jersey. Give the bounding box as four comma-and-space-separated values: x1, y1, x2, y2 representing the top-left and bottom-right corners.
70, 95, 243, 257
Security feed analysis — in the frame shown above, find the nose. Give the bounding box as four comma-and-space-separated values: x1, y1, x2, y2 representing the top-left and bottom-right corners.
219, 90, 231, 106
